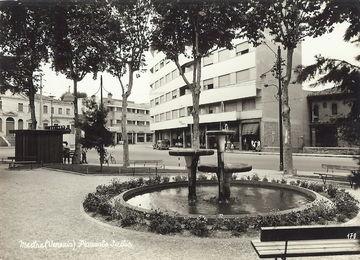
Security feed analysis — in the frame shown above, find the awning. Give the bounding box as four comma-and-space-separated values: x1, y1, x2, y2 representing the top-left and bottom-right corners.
242, 123, 259, 135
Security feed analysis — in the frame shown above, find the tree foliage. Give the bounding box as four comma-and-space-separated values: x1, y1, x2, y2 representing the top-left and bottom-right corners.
106, 0, 151, 166
80, 98, 113, 171
151, 0, 255, 149
0, 1, 50, 129
297, 0, 360, 147
48, 0, 110, 163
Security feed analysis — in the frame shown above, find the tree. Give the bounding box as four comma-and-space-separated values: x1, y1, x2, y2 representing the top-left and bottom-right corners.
151, 0, 253, 150
48, 0, 110, 163
297, 0, 360, 148
257, 0, 326, 174
0, 1, 50, 129
60, 91, 87, 101
106, 0, 151, 167
80, 98, 113, 172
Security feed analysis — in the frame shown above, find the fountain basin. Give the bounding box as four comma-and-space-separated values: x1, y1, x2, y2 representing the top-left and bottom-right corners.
115, 180, 326, 220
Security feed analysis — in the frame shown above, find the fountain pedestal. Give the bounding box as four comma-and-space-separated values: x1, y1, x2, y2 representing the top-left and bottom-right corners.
202, 130, 252, 203
169, 149, 214, 204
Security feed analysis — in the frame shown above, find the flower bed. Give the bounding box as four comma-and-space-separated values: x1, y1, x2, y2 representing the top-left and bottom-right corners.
83, 175, 359, 237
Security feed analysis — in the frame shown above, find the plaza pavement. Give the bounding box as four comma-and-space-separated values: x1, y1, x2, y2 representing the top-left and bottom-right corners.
0, 164, 359, 260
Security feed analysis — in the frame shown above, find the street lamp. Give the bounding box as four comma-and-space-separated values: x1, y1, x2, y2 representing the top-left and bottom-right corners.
49, 95, 55, 127
261, 46, 284, 171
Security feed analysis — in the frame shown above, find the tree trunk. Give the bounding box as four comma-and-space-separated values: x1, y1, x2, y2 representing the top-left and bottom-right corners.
122, 94, 129, 167
28, 81, 37, 130
73, 79, 81, 164
191, 57, 201, 150
283, 48, 294, 175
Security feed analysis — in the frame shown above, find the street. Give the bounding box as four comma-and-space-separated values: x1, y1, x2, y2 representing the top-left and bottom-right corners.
0, 144, 358, 172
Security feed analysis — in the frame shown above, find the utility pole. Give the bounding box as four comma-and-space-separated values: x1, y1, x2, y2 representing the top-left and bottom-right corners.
39, 74, 43, 129
277, 46, 284, 171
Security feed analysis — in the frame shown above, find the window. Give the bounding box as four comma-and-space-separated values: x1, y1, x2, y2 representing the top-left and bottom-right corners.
160, 60, 164, 68
166, 92, 171, 102
150, 83, 154, 88
116, 120, 122, 124
332, 103, 338, 115
218, 49, 230, 62
160, 77, 166, 86
155, 63, 159, 72
58, 108, 62, 114
51, 107, 54, 114
137, 121, 145, 126
155, 97, 160, 105
166, 111, 171, 120
236, 42, 249, 56
172, 69, 179, 79
150, 67, 154, 73
172, 110, 178, 119
219, 74, 230, 87
66, 108, 70, 115
18, 103, 23, 112
0, 98, 2, 110
180, 85, 189, 96
172, 89, 178, 99
155, 114, 160, 122
242, 98, 255, 111
236, 69, 250, 83
160, 113, 166, 121
127, 120, 135, 125
323, 102, 327, 108
203, 79, 214, 90
179, 107, 186, 117
203, 54, 213, 66
155, 80, 160, 88
43, 105, 48, 114
165, 73, 172, 83
160, 95, 166, 103
151, 99, 155, 107
313, 104, 319, 122
43, 123, 48, 128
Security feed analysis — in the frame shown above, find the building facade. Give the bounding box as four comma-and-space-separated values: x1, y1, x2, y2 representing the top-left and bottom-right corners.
103, 93, 153, 144
307, 88, 354, 147
148, 39, 309, 151
0, 91, 75, 146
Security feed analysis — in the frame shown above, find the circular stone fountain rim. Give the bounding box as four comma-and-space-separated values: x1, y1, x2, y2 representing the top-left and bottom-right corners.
115, 180, 330, 220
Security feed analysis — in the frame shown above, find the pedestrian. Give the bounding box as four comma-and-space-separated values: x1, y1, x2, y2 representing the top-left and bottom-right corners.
63, 142, 70, 164
81, 149, 88, 164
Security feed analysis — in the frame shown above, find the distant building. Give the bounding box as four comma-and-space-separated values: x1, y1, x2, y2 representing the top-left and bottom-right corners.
103, 93, 153, 144
307, 87, 355, 147
148, 39, 309, 151
0, 91, 75, 146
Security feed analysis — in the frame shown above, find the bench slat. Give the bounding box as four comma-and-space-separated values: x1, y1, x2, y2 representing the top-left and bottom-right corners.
252, 240, 360, 258
260, 225, 360, 241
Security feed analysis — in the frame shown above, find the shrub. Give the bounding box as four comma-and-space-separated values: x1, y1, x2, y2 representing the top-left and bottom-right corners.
289, 180, 297, 186
231, 174, 237, 180
326, 184, 338, 198
210, 174, 217, 181
148, 211, 181, 234
307, 182, 325, 193
145, 175, 161, 185
271, 178, 279, 183
280, 178, 287, 184
173, 175, 187, 182
333, 190, 359, 218
197, 174, 208, 181
98, 201, 113, 216
120, 210, 138, 227
227, 218, 248, 236
300, 180, 309, 189
161, 176, 170, 183
262, 176, 269, 182
185, 216, 209, 237
83, 193, 103, 212
251, 174, 260, 181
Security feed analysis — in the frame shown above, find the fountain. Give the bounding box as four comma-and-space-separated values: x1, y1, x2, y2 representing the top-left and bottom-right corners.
116, 126, 318, 219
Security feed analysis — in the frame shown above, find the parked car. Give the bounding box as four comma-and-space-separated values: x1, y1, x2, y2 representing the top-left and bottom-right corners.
153, 139, 170, 150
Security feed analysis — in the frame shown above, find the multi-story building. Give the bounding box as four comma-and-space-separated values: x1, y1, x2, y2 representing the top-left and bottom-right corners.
103, 93, 153, 144
307, 87, 354, 147
0, 91, 75, 146
149, 39, 309, 151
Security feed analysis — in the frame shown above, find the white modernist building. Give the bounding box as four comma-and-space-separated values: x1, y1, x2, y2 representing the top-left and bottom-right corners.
148, 39, 309, 151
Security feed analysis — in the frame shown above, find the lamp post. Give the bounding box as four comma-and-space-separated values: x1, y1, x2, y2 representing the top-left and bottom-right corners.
49, 95, 55, 127
261, 45, 284, 171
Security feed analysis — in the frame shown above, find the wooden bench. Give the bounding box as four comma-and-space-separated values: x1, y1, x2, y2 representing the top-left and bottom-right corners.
8, 156, 37, 169
251, 225, 360, 259
128, 160, 165, 175
314, 164, 360, 186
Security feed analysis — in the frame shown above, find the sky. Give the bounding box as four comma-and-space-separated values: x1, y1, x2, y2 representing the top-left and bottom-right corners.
41, 23, 358, 103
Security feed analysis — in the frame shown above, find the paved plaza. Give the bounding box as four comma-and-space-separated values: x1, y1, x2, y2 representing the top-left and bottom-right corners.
1, 162, 360, 260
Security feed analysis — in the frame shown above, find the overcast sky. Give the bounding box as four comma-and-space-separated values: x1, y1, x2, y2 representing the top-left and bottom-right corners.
41, 23, 358, 103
